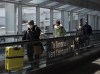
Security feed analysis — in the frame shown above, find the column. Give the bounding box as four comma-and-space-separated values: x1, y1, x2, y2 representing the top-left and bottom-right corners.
70, 12, 73, 31
95, 15, 98, 30
83, 14, 87, 24
88, 15, 91, 25
18, 4, 22, 35
50, 9, 53, 33
36, 6, 40, 27
61, 10, 64, 26
98, 16, 100, 30
94, 15, 96, 30
61, 11, 70, 32
93, 15, 95, 30
92, 15, 94, 29
78, 13, 81, 24
5, 3, 16, 42
96, 16, 99, 30
63, 11, 69, 32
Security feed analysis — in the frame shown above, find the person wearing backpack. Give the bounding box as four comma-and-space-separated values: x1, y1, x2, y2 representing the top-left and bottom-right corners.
22, 20, 43, 70
82, 21, 92, 46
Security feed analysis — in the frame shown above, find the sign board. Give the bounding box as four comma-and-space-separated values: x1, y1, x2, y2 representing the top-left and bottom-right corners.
46, 38, 74, 64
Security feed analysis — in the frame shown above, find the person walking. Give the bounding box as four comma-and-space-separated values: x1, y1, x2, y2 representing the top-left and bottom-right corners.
22, 20, 43, 70
53, 20, 66, 37
82, 21, 92, 46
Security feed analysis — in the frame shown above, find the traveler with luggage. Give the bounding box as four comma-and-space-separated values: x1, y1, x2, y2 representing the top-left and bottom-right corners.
22, 20, 44, 70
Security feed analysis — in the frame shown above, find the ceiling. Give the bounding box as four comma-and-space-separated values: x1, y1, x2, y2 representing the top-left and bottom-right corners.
0, 0, 100, 16
51, 0, 100, 11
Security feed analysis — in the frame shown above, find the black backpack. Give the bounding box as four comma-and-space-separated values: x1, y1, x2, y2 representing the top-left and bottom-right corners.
22, 25, 41, 41
32, 25, 41, 39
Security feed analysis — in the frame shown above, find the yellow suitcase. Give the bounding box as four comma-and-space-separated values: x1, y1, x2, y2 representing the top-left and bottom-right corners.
5, 46, 24, 71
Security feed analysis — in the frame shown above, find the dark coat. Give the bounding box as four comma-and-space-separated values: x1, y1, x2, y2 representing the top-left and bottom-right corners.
22, 25, 41, 41
82, 24, 92, 35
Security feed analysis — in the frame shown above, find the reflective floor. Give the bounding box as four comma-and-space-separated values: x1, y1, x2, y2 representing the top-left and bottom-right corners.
65, 59, 100, 74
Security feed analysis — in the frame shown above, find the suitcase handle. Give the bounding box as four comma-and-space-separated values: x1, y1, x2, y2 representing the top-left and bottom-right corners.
14, 47, 20, 50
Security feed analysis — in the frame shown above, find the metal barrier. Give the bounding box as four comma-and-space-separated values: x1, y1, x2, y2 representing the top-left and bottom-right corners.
0, 30, 99, 43
0, 33, 100, 73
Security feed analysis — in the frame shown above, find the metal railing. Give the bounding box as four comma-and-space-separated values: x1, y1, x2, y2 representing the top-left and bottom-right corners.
0, 32, 100, 73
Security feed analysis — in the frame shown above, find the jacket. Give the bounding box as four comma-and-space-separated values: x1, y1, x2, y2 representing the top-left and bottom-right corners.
53, 24, 66, 37
22, 25, 41, 41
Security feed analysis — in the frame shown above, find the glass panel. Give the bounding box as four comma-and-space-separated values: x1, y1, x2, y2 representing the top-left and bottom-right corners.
28, 0, 47, 4
58, 4, 70, 9
1, 0, 22, 2
73, 13, 78, 30
22, 5, 36, 31
67, 7, 77, 11
53, 10, 61, 24
75, 8, 86, 12
0, 7, 5, 35
64, 6, 74, 10
40, 8, 50, 33
81, 9, 91, 14
46, 2, 58, 6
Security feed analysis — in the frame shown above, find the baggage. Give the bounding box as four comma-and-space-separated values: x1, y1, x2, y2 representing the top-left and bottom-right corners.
33, 44, 43, 55
5, 46, 24, 71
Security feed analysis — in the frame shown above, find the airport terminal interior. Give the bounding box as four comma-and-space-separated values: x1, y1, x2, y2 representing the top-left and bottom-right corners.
0, 0, 100, 74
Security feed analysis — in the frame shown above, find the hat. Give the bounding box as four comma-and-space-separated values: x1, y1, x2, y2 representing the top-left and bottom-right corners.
28, 20, 34, 25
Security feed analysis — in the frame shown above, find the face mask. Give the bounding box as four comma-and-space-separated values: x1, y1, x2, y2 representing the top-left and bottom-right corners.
27, 25, 33, 28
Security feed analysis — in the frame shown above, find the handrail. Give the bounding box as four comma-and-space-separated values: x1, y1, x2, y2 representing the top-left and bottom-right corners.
0, 30, 100, 38
45, 30, 100, 35
0, 33, 100, 73
0, 34, 22, 38
0, 33, 100, 47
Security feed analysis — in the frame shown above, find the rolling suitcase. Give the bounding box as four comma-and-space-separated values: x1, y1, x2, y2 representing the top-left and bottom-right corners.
5, 46, 24, 71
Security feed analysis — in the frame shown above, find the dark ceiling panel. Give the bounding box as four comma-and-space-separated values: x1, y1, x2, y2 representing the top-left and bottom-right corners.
90, 0, 100, 4
50, 0, 100, 11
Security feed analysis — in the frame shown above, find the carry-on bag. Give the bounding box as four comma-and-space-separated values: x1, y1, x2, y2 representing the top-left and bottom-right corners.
5, 46, 24, 71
